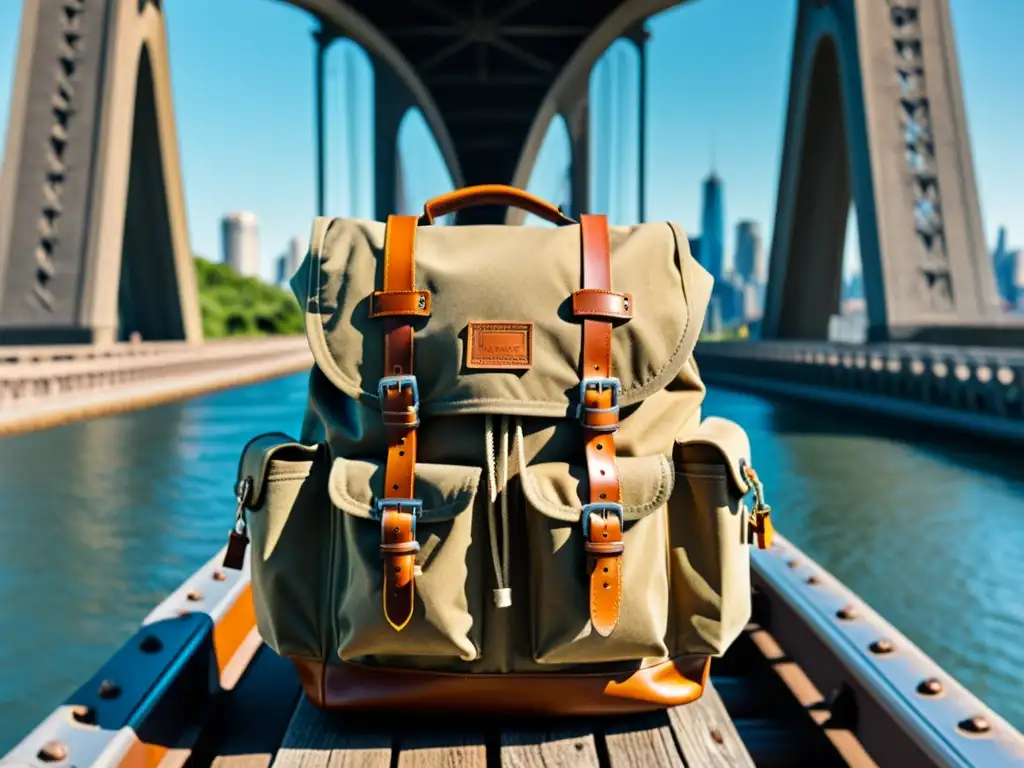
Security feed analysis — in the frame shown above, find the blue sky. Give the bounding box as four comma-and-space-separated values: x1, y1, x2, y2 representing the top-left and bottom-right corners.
0, 0, 1020, 283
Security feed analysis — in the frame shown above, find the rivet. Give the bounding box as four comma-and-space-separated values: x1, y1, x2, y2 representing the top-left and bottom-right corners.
836, 606, 858, 620
186, 590, 202, 601
70, 704, 96, 725
805, 575, 819, 585
139, 635, 163, 653
787, 559, 800, 569
98, 679, 122, 699
417, 295, 426, 309
37, 740, 68, 762
211, 570, 227, 582
869, 639, 894, 655
917, 678, 943, 696
958, 716, 991, 735
709, 728, 724, 744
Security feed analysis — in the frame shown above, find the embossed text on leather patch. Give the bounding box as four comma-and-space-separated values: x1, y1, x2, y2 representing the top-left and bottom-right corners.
466, 322, 533, 370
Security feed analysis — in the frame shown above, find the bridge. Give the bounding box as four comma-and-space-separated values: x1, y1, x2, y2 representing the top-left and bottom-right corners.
1, 2, 1024, 766
2, 0, 1023, 350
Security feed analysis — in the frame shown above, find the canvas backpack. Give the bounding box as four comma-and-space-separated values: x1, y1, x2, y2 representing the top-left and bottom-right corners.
223, 185, 774, 715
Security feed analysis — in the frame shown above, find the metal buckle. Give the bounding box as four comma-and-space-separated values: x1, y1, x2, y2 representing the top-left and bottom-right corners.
377, 374, 420, 428
372, 498, 423, 534
581, 502, 625, 539
576, 376, 621, 432
233, 477, 252, 535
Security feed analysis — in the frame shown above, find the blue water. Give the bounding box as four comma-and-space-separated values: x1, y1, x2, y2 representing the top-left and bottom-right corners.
0, 373, 1021, 750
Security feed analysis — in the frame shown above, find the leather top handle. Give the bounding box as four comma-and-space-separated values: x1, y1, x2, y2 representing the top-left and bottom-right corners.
420, 184, 577, 226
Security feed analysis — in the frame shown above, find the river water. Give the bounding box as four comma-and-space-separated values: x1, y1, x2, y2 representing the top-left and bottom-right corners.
0, 373, 1021, 749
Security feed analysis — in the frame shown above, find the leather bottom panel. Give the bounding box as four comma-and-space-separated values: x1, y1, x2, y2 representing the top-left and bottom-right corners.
291, 655, 711, 716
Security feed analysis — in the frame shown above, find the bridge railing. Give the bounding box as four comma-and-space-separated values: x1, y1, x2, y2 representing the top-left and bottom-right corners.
0, 337, 307, 364
695, 341, 1024, 430
0, 337, 311, 412
752, 533, 1024, 767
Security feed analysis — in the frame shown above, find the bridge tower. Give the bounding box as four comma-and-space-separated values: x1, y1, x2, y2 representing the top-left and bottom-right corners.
762, 0, 1007, 344
0, 0, 201, 345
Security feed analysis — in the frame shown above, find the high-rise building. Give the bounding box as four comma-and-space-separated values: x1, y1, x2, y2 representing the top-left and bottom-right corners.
687, 236, 702, 265
743, 281, 763, 323
287, 236, 304, 277
733, 220, 764, 285
700, 171, 725, 281
275, 254, 288, 287
221, 212, 260, 278
993, 226, 1022, 310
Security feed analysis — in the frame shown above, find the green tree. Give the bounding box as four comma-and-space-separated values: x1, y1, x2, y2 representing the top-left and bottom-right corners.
193, 256, 304, 338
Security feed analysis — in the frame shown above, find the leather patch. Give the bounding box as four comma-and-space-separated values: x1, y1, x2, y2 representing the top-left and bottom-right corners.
466, 322, 533, 370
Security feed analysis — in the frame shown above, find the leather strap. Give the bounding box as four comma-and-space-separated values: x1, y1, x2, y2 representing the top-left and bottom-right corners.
421, 184, 576, 227
577, 215, 624, 638
378, 214, 425, 632
571, 289, 633, 321
369, 289, 431, 318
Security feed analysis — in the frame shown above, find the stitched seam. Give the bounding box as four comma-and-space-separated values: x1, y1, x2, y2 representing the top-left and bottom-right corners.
574, 289, 630, 297
368, 308, 431, 318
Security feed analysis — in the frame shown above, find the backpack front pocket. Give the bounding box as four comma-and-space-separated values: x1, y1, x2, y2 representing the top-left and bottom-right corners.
670, 416, 753, 657
328, 458, 485, 664
241, 434, 330, 663
520, 455, 675, 665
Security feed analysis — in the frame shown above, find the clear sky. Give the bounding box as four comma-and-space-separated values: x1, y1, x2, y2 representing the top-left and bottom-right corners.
0, 0, 1020, 284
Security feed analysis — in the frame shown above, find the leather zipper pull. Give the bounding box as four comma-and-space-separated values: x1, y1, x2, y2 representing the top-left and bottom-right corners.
223, 477, 252, 570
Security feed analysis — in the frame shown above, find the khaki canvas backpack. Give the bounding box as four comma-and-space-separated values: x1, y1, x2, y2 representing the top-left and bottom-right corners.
223, 185, 773, 716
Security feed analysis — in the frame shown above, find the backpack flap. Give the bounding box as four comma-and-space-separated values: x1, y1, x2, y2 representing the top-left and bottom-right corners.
675, 416, 752, 496
292, 217, 712, 419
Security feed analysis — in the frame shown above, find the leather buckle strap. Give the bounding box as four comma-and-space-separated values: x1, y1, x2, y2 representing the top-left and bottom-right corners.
375, 499, 423, 557
377, 215, 422, 632
577, 377, 620, 433
378, 374, 420, 429
571, 289, 633, 321
369, 289, 432, 318
576, 214, 624, 638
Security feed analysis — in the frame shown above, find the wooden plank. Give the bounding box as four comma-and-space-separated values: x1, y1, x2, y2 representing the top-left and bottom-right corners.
499, 725, 600, 767
274, 697, 393, 768
206, 645, 303, 768
396, 728, 487, 768
602, 711, 684, 768
667, 682, 756, 768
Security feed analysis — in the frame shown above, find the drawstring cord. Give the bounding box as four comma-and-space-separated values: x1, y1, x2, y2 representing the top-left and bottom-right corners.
485, 415, 522, 608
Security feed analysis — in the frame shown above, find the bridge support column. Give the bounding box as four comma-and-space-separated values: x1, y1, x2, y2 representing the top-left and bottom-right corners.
0, 0, 201, 345
558, 73, 592, 221
763, 0, 1013, 345
313, 23, 341, 218
622, 23, 651, 223
372, 58, 415, 221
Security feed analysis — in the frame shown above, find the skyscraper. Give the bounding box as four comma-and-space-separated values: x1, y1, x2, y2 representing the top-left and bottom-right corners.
993, 226, 1023, 310
275, 254, 288, 287
700, 171, 725, 281
221, 212, 260, 278
287, 236, 304, 276
733, 220, 765, 285
687, 236, 702, 265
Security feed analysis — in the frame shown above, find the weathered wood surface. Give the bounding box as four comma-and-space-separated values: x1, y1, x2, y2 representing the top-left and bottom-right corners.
269, 681, 755, 768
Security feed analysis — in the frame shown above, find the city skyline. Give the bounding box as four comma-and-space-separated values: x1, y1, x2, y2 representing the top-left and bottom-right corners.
0, 0, 1021, 286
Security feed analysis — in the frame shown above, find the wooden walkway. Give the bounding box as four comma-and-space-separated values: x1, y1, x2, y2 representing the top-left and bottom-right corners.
192, 627, 850, 768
